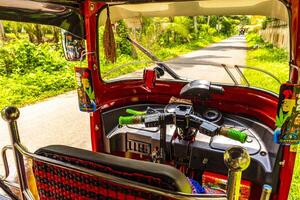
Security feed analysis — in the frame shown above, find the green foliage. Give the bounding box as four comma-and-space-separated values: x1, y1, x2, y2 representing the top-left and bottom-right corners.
116, 20, 133, 56
0, 40, 66, 76
0, 15, 244, 108
0, 39, 78, 109
208, 16, 245, 36
246, 33, 264, 47
99, 15, 248, 81
2, 21, 60, 43
0, 69, 75, 108
236, 16, 250, 26
246, 34, 288, 63
154, 17, 192, 47
261, 17, 274, 29
219, 17, 239, 36
199, 24, 217, 36
244, 33, 289, 93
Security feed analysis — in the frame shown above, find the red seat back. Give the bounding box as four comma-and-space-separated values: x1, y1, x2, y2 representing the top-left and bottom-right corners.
32, 145, 192, 199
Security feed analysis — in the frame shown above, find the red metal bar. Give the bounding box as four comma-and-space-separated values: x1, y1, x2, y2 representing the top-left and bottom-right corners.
290, 0, 300, 83
83, 1, 106, 152
275, 1, 299, 199
277, 146, 297, 200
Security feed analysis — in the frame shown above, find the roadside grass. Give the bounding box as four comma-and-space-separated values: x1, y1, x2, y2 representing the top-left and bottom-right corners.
244, 33, 289, 94
245, 33, 300, 199
0, 67, 76, 108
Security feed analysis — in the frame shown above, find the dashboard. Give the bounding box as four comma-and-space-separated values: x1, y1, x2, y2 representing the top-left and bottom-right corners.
101, 103, 280, 189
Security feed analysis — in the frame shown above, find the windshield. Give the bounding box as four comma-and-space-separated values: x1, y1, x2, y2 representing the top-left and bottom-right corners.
98, 9, 289, 93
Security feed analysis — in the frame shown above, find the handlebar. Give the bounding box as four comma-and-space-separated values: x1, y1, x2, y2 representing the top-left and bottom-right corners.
219, 127, 247, 143
119, 115, 143, 125
125, 109, 147, 116
119, 113, 247, 143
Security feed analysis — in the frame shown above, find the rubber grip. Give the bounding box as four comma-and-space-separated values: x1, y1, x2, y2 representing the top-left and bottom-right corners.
119, 116, 141, 125
227, 129, 247, 143
126, 109, 146, 116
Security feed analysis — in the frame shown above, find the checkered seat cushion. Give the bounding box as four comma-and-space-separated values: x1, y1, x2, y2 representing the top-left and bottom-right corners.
32, 145, 192, 200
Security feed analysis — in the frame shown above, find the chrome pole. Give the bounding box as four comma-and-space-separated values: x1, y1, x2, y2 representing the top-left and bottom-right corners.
1, 106, 28, 200
224, 146, 251, 200
260, 184, 272, 200
0, 145, 12, 180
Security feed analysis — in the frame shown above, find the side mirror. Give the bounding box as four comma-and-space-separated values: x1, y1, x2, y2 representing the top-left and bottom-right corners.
61, 30, 86, 61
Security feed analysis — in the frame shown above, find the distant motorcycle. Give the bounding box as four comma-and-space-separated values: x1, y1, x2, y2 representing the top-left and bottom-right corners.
239, 28, 245, 35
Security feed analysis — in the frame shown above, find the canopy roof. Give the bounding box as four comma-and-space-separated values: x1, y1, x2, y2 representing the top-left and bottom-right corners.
102, 0, 289, 24
0, 0, 83, 36
0, 0, 290, 37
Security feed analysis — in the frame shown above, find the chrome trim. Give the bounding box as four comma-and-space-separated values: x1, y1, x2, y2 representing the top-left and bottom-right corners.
0, 145, 12, 180
0, 179, 19, 200
1, 106, 34, 200
234, 65, 250, 86
224, 146, 251, 200
1, 179, 20, 190
6, 119, 28, 199
235, 65, 281, 85
163, 62, 282, 86
222, 64, 239, 85
102, 61, 282, 90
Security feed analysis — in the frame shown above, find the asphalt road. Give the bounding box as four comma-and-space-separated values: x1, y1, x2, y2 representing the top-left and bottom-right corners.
0, 35, 246, 178
169, 35, 246, 82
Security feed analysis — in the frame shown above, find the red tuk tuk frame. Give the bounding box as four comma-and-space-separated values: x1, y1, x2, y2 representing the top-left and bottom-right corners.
0, 0, 298, 199
79, 1, 299, 199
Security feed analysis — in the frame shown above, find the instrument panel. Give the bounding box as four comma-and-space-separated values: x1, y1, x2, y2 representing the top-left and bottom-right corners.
101, 104, 280, 187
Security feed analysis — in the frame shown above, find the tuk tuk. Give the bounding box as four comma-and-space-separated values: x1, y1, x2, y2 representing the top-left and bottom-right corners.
0, 0, 299, 199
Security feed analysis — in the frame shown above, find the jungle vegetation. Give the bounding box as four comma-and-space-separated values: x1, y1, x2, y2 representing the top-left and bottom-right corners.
99, 16, 248, 80
0, 16, 247, 108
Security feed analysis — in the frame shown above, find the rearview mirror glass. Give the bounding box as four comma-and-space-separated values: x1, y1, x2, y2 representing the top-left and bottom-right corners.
61, 30, 86, 61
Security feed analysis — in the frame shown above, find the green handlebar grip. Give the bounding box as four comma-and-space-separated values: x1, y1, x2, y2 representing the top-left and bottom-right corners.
126, 109, 147, 116
119, 116, 142, 125
226, 129, 248, 143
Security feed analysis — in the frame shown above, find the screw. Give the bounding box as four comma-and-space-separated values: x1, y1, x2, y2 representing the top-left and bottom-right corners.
279, 160, 285, 166
93, 64, 97, 70
90, 3, 95, 11
260, 151, 267, 156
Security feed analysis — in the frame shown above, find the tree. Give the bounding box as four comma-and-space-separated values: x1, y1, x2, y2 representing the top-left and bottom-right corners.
193, 16, 198, 34
51, 27, 60, 43
23, 24, 44, 43
34, 24, 43, 44
0, 21, 6, 40
116, 20, 133, 56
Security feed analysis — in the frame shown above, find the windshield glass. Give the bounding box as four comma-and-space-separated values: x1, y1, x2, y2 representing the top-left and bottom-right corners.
98, 9, 289, 93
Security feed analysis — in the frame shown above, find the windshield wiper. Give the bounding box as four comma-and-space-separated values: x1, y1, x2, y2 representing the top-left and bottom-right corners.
126, 36, 182, 80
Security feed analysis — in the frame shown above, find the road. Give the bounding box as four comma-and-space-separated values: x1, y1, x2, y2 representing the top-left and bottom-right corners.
0, 35, 246, 177
126, 35, 247, 82
169, 35, 246, 82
